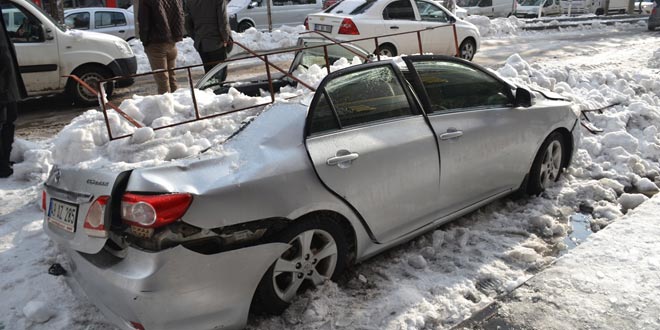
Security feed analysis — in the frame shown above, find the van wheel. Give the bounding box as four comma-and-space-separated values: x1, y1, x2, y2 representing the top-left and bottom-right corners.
595, 8, 604, 15
238, 21, 254, 33
68, 65, 113, 106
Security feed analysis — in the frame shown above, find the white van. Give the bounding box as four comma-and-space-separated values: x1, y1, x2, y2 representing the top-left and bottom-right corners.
561, 0, 628, 14
514, 0, 562, 17
457, 0, 516, 17
1, 0, 136, 105
229, 0, 323, 31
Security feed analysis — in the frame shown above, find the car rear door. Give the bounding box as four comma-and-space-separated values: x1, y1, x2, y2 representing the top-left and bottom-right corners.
380, 0, 420, 54
93, 10, 129, 39
305, 62, 442, 243
403, 56, 530, 213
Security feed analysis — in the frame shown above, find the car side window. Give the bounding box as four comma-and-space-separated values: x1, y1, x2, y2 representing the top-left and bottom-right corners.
273, 0, 317, 5
309, 65, 415, 134
0, 3, 44, 43
411, 60, 512, 113
479, 0, 492, 6
65, 12, 90, 30
95, 11, 127, 28
383, 0, 416, 20
415, 0, 449, 22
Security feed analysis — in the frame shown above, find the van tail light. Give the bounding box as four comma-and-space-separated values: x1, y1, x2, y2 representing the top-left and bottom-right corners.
653, 5, 657, 15
121, 193, 193, 229
338, 18, 360, 35
84, 196, 110, 237
42, 191, 47, 211
304, 17, 309, 30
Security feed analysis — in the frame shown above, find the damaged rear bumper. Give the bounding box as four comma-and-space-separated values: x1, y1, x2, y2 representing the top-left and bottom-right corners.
63, 243, 289, 330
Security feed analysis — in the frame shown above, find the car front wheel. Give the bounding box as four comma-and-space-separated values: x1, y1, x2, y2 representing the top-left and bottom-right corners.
253, 217, 348, 314
527, 132, 565, 195
459, 39, 476, 61
68, 65, 113, 106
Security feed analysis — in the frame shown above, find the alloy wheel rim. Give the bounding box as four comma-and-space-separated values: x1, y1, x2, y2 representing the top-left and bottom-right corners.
272, 229, 338, 302
461, 43, 475, 60
380, 48, 394, 57
539, 140, 562, 189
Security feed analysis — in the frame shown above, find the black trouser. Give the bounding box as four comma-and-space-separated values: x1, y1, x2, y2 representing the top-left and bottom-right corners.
200, 48, 228, 74
0, 102, 17, 171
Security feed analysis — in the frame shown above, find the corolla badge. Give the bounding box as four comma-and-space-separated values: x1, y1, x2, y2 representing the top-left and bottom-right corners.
87, 179, 109, 187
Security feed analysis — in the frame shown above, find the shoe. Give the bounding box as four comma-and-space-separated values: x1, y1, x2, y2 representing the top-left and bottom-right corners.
0, 167, 13, 178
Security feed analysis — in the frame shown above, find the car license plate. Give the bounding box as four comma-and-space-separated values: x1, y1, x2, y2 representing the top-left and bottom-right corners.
314, 24, 332, 33
47, 198, 79, 233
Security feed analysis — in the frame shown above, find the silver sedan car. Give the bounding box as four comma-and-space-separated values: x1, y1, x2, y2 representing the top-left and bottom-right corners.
43, 55, 579, 330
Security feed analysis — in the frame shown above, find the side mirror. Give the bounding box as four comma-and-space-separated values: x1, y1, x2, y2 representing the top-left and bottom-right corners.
248, 1, 259, 8
448, 16, 456, 23
515, 87, 532, 107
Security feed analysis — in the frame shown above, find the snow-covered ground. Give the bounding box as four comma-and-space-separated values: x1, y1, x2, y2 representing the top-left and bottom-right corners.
1, 18, 659, 330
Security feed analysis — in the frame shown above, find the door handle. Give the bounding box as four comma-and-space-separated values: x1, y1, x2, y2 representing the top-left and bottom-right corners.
326, 152, 359, 167
118, 30, 125, 33
439, 129, 463, 140
390, 26, 399, 29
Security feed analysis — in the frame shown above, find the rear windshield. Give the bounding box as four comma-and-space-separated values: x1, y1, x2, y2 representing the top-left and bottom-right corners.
325, 0, 376, 14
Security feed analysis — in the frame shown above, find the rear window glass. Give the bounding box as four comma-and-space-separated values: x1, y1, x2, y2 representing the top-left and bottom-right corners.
326, 0, 373, 14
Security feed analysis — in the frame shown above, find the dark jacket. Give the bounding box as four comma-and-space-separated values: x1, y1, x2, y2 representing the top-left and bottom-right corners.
138, 0, 185, 46
0, 11, 26, 108
183, 0, 232, 53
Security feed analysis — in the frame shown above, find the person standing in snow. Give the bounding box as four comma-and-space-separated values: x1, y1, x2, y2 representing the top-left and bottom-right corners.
138, 0, 185, 94
0, 12, 26, 178
184, 0, 233, 73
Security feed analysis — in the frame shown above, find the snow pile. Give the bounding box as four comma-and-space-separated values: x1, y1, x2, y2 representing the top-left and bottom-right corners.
648, 47, 660, 68
129, 26, 304, 73
49, 56, 361, 170
465, 15, 524, 37
498, 53, 660, 223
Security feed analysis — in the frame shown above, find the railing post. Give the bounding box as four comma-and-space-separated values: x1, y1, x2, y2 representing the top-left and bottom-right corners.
452, 24, 460, 57
187, 67, 201, 120
417, 31, 423, 54
265, 55, 275, 103
374, 37, 380, 61
323, 45, 331, 74
98, 80, 114, 140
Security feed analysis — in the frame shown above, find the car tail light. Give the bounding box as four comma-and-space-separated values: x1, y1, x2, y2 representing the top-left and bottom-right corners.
130, 322, 145, 330
304, 17, 309, 30
338, 18, 360, 35
84, 196, 109, 237
42, 191, 46, 211
121, 193, 193, 229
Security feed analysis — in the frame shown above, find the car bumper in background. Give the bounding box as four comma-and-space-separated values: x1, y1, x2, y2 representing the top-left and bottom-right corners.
108, 56, 137, 87
64, 242, 289, 330
649, 15, 660, 28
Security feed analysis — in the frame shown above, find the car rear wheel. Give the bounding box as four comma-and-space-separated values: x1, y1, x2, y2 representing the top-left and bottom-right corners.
68, 65, 113, 106
527, 132, 565, 195
377, 44, 397, 57
253, 217, 348, 314
238, 21, 254, 33
458, 39, 476, 61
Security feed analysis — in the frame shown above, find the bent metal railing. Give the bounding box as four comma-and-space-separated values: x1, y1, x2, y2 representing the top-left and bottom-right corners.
71, 22, 461, 141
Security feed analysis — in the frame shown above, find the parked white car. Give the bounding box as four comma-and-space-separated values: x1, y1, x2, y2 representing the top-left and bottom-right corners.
634, 0, 654, 14
560, 0, 627, 15
457, 0, 517, 17
514, 0, 562, 17
307, 0, 481, 60
64, 7, 135, 40
1, 0, 137, 105
230, 0, 324, 31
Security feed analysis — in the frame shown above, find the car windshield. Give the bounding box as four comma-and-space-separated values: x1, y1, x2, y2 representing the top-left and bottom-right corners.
518, 0, 544, 5
23, 0, 66, 32
457, 0, 481, 6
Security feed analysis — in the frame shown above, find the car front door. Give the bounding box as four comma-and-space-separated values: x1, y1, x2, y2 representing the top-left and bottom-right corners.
414, 0, 452, 55
305, 63, 442, 243
1, 2, 60, 93
403, 56, 530, 213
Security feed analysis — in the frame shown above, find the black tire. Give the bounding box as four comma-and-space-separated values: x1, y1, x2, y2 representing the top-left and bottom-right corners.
458, 39, 476, 61
253, 216, 348, 315
527, 132, 566, 195
649, 25, 656, 31
238, 21, 254, 33
595, 8, 604, 15
67, 65, 114, 106
377, 44, 397, 57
